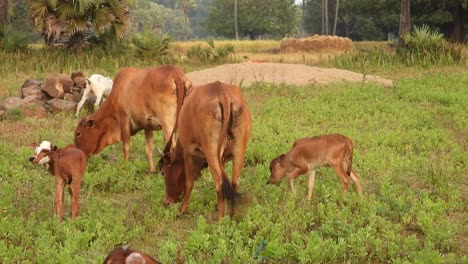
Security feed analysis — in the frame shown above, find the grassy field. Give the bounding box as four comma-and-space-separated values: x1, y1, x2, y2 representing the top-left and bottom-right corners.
0, 41, 467, 263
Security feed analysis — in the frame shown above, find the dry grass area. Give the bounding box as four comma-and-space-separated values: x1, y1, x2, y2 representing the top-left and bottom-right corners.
280, 35, 353, 53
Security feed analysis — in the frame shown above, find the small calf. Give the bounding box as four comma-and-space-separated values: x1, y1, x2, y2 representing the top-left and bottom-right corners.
268, 134, 362, 200
76, 74, 113, 116
104, 246, 161, 264
29, 141, 87, 222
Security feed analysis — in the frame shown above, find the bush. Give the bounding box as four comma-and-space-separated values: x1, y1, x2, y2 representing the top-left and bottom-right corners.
0, 25, 30, 52
132, 31, 172, 62
399, 25, 463, 66
187, 39, 235, 63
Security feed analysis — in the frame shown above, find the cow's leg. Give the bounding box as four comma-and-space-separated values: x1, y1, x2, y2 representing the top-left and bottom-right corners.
54, 176, 66, 222
286, 160, 309, 197
305, 169, 316, 201
94, 91, 103, 111
331, 163, 351, 203
144, 130, 155, 173
75, 87, 90, 116
68, 179, 80, 220
180, 153, 196, 214
121, 123, 131, 162
230, 135, 248, 192
203, 146, 229, 221
350, 170, 363, 195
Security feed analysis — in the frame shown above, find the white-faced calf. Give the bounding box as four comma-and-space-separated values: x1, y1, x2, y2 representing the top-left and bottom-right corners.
268, 134, 362, 200
29, 141, 87, 222
103, 246, 161, 264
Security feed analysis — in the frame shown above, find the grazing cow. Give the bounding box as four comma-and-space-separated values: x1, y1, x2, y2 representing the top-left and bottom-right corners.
268, 134, 362, 200
76, 74, 113, 117
103, 246, 161, 264
29, 141, 87, 222
159, 81, 252, 221
74, 65, 191, 173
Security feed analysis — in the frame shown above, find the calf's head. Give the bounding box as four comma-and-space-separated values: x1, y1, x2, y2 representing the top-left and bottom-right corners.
158, 153, 185, 206
268, 154, 287, 184
29, 141, 56, 164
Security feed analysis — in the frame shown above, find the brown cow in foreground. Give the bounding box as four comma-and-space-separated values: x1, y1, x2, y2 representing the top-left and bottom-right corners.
74, 65, 191, 173
29, 141, 87, 222
268, 134, 362, 200
103, 246, 160, 264
159, 81, 252, 221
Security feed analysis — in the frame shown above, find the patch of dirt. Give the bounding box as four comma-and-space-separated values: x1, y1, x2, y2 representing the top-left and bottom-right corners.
187, 62, 393, 87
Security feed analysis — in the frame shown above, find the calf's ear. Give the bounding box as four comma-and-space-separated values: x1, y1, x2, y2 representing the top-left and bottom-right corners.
29, 143, 37, 148
51, 145, 58, 151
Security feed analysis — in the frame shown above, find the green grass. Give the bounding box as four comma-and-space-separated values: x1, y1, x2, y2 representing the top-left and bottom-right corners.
0, 69, 467, 262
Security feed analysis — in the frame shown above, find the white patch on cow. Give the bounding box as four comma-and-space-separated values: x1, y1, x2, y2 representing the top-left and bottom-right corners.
35, 141, 51, 164
126, 252, 145, 264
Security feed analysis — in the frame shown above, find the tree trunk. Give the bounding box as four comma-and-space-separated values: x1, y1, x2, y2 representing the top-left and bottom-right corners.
184, 9, 188, 41
0, 0, 8, 25
333, 0, 339, 35
321, 0, 324, 34
325, 0, 328, 35
234, 0, 238, 40
450, 0, 464, 43
398, 0, 410, 48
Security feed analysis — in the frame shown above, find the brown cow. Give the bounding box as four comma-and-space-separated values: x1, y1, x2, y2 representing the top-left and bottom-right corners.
74, 65, 191, 173
103, 246, 160, 264
29, 141, 87, 222
159, 81, 252, 220
268, 134, 362, 200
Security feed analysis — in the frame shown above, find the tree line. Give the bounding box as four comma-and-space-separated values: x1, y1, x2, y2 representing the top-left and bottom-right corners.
0, 0, 466, 51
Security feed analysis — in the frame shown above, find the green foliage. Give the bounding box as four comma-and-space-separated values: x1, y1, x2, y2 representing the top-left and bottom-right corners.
0, 25, 30, 52
132, 32, 172, 61
187, 39, 235, 63
207, 0, 299, 39
399, 25, 463, 66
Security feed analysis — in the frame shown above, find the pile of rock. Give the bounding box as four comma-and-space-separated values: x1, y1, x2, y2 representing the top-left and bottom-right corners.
0, 71, 96, 119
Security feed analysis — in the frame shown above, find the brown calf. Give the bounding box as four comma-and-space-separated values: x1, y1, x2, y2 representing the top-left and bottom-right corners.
159, 81, 252, 221
268, 134, 362, 200
29, 141, 87, 222
103, 246, 160, 264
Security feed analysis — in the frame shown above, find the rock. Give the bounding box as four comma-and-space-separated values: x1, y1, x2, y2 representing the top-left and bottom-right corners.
71, 71, 86, 81
21, 85, 43, 99
46, 99, 76, 113
63, 93, 76, 102
54, 74, 75, 93
22, 94, 42, 104
1, 96, 23, 110
74, 76, 87, 89
21, 79, 43, 89
22, 102, 47, 119
43, 77, 64, 99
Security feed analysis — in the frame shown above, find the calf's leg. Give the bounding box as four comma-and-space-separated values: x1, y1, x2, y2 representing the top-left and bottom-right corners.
144, 130, 155, 173
305, 169, 316, 201
69, 179, 81, 220
54, 177, 66, 222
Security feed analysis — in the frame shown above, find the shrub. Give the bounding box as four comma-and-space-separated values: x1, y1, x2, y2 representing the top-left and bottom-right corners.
399, 24, 463, 66
187, 39, 235, 63
0, 25, 30, 52
132, 32, 172, 62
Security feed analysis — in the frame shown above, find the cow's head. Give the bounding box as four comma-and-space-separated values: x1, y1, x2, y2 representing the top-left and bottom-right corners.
268, 154, 287, 184
74, 118, 111, 156
158, 151, 186, 206
29, 141, 56, 164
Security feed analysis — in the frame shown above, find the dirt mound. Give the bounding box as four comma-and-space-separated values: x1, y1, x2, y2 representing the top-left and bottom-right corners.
280, 35, 353, 53
187, 62, 393, 87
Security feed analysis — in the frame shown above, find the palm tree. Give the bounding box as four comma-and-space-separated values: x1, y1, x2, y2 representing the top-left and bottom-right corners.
176, 0, 196, 40
28, 0, 131, 50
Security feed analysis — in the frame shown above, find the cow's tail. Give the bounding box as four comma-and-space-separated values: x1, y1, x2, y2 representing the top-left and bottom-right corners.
218, 87, 237, 205
344, 138, 354, 177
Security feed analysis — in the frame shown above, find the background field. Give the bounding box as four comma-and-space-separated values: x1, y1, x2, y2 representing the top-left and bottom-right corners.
0, 42, 467, 263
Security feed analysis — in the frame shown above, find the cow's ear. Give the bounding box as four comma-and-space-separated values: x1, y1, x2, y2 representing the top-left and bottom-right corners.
29, 143, 37, 148
51, 145, 58, 151
86, 119, 95, 128
279, 154, 285, 160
